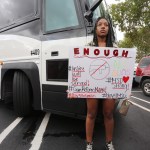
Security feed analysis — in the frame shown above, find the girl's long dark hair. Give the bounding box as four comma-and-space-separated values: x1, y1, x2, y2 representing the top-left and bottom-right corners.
93, 17, 114, 47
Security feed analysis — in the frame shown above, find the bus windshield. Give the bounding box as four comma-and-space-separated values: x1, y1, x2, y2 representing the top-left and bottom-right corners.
45, 0, 80, 33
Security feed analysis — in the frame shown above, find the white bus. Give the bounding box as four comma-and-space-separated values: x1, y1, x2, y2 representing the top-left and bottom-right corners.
0, 0, 117, 119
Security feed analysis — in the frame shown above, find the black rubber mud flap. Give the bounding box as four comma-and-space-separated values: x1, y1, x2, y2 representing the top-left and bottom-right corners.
13, 71, 32, 117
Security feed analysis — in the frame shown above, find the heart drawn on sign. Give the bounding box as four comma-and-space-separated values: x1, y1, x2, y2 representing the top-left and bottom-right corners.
122, 76, 129, 83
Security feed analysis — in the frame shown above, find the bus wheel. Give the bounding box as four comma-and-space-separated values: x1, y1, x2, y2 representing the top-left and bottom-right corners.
13, 71, 32, 117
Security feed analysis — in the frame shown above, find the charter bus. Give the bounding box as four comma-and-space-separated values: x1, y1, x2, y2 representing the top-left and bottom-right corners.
0, 0, 117, 119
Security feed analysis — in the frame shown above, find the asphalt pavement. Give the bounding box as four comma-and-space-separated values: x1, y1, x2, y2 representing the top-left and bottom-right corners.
0, 86, 149, 150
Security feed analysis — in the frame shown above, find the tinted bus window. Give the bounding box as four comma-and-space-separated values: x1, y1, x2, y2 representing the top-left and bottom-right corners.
46, 60, 68, 81
45, 0, 80, 32
0, 0, 36, 29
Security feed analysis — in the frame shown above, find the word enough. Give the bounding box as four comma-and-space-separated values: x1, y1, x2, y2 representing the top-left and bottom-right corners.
74, 48, 129, 57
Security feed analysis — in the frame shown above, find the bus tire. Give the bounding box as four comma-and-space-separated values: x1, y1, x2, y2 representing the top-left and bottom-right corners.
13, 71, 32, 117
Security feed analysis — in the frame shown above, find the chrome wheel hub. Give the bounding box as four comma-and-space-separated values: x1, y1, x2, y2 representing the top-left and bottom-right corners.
144, 82, 150, 94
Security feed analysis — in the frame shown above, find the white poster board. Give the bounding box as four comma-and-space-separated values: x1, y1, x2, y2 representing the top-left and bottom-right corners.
68, 47, 136, 99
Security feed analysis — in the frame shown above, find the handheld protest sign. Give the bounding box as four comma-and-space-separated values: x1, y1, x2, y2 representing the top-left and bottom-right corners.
68, 47, 136, 99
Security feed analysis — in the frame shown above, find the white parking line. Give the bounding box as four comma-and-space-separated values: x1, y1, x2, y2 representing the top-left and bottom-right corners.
29, 113, 50, 150
132, 91, 142, 93
128, 100, 150, 113
0, 117, 23, 144
131, 96, 150, 104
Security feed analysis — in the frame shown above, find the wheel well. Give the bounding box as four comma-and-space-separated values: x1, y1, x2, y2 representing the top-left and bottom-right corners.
140, 76, 150, 86
1, 62, 41, 110
1, 70, 33, 104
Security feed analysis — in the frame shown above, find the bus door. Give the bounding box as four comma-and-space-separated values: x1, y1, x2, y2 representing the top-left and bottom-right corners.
41, 0, 87, 113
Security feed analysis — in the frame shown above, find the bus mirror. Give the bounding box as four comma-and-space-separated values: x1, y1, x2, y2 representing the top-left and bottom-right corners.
84, 0, 90, 11
84, 10, 93, 21
84, 0, 103, 20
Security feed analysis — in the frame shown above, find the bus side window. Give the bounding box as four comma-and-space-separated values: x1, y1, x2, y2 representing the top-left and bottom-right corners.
44, 0, 80, 33
0, 0, 36, 30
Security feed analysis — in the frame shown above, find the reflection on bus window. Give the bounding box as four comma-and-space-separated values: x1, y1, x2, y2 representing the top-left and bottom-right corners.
45, 0, 79, 32
88, 0, 105, 19
0, 0, 36, 29
47, 60, 68, 81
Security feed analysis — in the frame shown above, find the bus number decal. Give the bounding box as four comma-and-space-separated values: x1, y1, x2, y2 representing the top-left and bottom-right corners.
31, 49, 40, 55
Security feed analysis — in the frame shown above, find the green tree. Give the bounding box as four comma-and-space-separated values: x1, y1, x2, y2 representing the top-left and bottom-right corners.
110, 0, 150, 60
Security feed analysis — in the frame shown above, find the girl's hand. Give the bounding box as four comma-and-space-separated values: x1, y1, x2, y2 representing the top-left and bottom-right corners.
66, 90, 74, 99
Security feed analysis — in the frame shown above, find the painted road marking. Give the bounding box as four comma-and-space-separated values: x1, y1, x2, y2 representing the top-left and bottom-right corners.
131, 96, 150, 104
0, 117, 23, 144
132, 91, 142, 93
128, 100, 150, 113
29, 113, 50, 150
